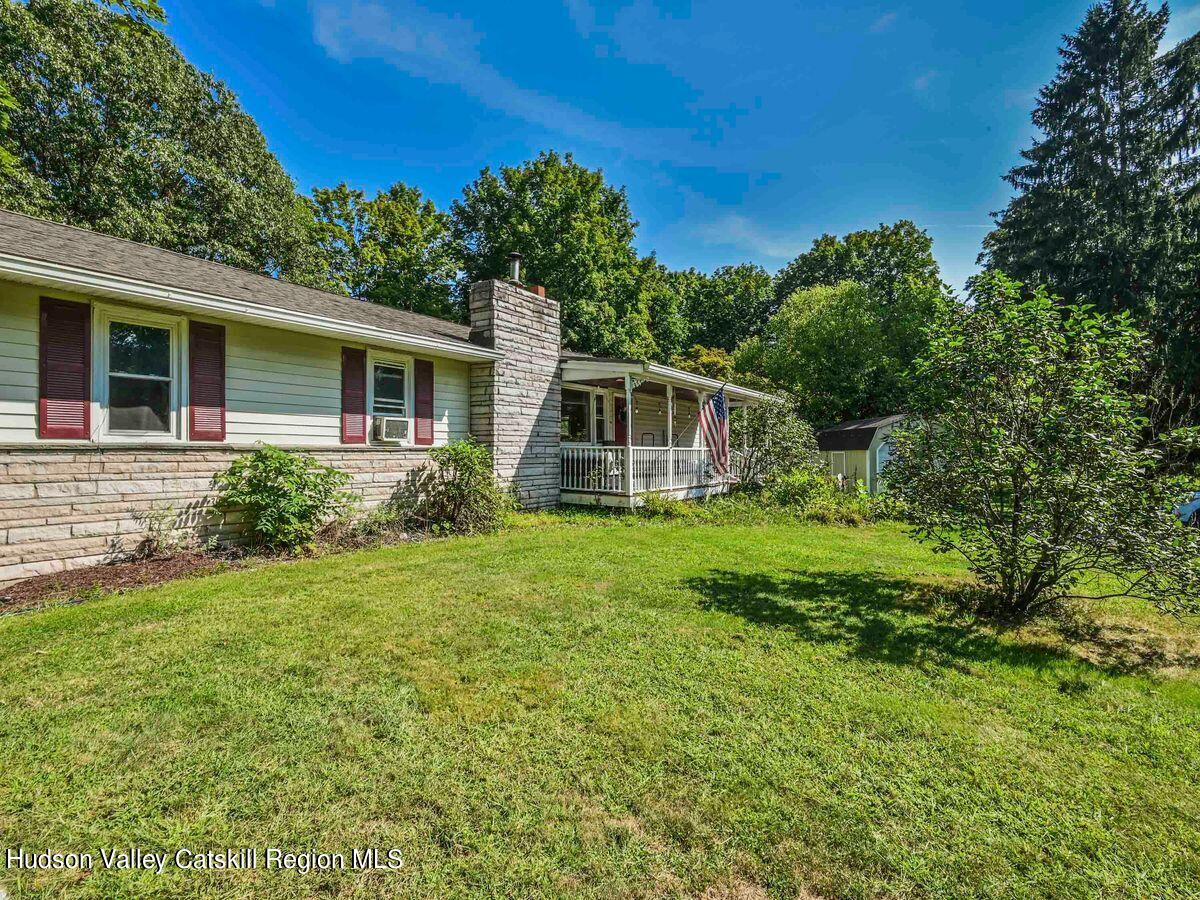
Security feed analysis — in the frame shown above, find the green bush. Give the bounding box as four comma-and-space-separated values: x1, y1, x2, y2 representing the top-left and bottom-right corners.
215, 445, 353, 553
760, 469, 826, 507
413, 439, 512, 535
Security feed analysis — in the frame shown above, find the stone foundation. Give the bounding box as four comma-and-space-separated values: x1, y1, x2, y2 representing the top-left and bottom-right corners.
0, 445, 432, 587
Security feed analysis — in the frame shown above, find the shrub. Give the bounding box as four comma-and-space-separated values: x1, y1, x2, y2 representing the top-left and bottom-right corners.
131, 502, 190, 559
888, 273, 1200, 620
412, 439, 511, 535
731, 395, 822, 486
215, 445, 353, 553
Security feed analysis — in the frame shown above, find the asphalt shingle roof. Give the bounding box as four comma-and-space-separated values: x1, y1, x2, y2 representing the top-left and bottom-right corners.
0, 209, 474, 345
816, 414, 905, 451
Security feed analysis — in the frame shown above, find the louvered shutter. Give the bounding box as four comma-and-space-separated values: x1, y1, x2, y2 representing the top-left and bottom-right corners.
38, 298, 90, 439
189, 322, 225, 441
414, 359, 434, 446
341, 348, 367, 444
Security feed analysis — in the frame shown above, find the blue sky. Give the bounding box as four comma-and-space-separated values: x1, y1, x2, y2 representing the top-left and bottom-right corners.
166, 0, 1200, 292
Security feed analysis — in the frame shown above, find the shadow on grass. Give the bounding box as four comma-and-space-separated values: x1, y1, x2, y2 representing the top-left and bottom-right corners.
685, 569, 1079, 675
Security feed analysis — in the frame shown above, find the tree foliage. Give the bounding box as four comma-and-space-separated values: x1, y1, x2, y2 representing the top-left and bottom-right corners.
731, 396, 822, 486
775, 220, 942, 305
766, 221, 950, 419
887, 273, 1200, 619
0, 0, 321, 281
682, 263, 776, 351
981, 0, 1200, 428
672, 344, 734, 381
736, 281, 892, 426
451, 151, 682, 359
304, 181, 461, 320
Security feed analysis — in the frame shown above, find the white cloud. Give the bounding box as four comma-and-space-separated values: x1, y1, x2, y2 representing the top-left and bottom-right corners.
870, 11, 898, 34
310, 0, 682, 154
691, 212, 806, 261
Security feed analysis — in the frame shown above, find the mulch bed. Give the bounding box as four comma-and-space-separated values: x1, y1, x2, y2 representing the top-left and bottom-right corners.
0, 551, 242, 616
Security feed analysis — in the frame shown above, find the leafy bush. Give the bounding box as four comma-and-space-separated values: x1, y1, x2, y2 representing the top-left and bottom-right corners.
888, 273, 1200, 620
215, 445, 353, 553
731, 395, 822, 486
412, 439, 511, 535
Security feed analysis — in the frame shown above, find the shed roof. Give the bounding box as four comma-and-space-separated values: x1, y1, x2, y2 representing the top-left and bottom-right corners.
816, 415, 905, 451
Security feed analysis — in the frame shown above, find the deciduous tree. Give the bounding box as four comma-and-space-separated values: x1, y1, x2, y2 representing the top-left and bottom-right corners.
452, 151, 670, 358
305, 182, 461, 319
888, 273, 1200, 619
0, 0, 321, 281
735, 282, 890, 427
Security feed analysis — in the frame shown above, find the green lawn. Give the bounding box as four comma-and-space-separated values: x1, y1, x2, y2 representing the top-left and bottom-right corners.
1, 521, 1198, 899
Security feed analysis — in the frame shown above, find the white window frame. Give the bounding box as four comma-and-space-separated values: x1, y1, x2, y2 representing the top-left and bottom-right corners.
366, 349, 415, 446
92, 303, 187, 443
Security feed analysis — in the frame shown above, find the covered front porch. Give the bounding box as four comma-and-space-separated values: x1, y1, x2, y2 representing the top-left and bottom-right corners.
558, 354, 769, 507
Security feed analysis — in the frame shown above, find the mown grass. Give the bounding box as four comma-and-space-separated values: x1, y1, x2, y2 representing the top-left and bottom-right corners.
1, 520, 1198, 898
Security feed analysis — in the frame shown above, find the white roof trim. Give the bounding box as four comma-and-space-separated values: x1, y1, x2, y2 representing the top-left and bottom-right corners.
0, 252, 504, 362
560, 357, 772, 402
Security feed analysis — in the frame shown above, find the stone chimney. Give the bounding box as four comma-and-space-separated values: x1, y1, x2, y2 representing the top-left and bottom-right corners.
468, 278, 562, 509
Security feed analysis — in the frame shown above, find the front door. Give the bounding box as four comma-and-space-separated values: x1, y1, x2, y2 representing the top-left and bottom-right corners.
614, 396, 628, 445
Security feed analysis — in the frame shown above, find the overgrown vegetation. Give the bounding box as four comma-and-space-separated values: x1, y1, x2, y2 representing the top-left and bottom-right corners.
409, 438, 512, 535
215, 445, 353, 553
888, 272, 1200, 620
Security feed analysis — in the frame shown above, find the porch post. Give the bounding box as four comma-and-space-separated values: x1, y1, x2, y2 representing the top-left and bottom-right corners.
624, 374, 634, 500
666, 384, 674, 490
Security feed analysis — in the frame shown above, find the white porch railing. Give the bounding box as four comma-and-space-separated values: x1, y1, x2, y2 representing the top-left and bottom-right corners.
562, 445, 746, 495
561, 446, 625, 493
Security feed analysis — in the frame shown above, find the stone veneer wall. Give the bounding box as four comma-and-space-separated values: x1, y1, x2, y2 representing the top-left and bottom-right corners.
468, 279, 562, 510
0, 446, 432, 587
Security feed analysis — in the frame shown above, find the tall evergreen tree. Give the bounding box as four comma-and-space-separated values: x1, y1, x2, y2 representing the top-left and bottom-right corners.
981, 0, 1200, 426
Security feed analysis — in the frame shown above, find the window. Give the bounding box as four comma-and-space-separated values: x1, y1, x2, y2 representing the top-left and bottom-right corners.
373, 363, 408, 416
106, 320, 173, 434
593, 394, 606, 443
561, 388, 590, 442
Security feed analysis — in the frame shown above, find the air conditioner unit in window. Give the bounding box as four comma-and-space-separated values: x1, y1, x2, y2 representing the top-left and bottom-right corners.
373, 416, 410, 443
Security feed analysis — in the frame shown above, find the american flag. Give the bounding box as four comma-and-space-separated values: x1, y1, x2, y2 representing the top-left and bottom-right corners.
699, 387, 730, 475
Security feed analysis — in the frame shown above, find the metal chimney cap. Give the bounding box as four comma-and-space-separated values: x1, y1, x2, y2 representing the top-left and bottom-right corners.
506, 251, 523, 282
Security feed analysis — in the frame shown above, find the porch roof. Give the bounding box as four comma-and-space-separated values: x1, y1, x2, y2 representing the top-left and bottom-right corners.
560, 352, 772, 403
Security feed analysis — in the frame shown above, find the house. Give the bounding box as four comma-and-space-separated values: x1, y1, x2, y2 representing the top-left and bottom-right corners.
815, 414, 904, 494
0, 210, 768, 585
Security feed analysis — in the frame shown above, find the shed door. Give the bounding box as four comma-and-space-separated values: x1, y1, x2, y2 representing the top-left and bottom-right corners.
830, 451, 847, 479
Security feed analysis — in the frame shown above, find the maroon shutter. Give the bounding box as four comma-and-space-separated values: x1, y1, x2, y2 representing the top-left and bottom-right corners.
414, 359, 434, 446
189, 322, 225, 441
341, 347, 367, 444
38, 298, 90, 439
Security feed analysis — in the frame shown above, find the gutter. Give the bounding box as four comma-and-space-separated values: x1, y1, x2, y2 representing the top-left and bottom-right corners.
643, 362, 774, 402
0, 253, 504, 363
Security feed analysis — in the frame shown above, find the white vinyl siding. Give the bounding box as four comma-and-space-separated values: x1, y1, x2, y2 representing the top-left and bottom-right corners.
0, 279, 470, 447
224, 323, 343, 445
631, 392, 671, 447
672, 397, 702, 448
0, 288, 42, 442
